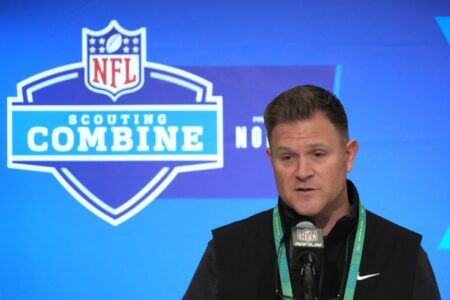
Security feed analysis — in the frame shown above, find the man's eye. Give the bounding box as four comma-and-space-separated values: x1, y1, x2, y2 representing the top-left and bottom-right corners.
313, 151, 325, 158
281, 155, 293, 161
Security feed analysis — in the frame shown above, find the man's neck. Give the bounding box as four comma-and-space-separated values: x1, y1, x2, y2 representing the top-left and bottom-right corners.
313, 195, 351, 236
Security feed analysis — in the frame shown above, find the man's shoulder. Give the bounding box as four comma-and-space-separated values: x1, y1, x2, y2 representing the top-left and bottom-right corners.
212, 208, 273, 240
207, 209, 278, 298
356, 210, 426, 299
366, 209, 422, 242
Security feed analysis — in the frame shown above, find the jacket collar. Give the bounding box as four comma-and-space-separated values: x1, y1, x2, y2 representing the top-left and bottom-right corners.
278, 179, 359, 242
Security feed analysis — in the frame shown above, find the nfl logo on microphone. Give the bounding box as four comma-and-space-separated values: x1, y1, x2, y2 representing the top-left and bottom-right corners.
298, 229, 319, 242
7, 20, 223, 226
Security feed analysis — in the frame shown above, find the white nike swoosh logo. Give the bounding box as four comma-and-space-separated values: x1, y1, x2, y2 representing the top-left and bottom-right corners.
357, 273, 380, 280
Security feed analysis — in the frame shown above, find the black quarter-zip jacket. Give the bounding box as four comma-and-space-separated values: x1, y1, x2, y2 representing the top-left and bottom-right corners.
184, 180, 441, 300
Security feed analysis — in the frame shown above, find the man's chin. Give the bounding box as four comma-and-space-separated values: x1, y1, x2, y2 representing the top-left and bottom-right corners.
290, 203, 323, 218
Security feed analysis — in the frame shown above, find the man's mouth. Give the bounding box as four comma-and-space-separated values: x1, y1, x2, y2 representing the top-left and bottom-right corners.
296, 188, 316, 192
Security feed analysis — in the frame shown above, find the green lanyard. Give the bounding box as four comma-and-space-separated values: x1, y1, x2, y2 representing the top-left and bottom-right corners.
272, 201, 366, 299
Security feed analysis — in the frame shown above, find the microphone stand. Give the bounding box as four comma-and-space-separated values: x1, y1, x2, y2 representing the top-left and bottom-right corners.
301, 253, 317, 300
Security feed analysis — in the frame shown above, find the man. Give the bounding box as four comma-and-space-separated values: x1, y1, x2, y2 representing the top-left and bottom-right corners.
184, 85, 440, 299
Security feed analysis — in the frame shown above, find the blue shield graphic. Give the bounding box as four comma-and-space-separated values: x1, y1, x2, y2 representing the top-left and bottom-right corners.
7, 21, 223, 225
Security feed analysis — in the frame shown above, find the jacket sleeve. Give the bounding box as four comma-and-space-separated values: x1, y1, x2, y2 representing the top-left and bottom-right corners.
183, 240, 219, 300
413, 246, 441, 300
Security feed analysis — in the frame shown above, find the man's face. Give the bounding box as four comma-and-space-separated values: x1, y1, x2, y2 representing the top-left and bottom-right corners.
266, 111, 358, 218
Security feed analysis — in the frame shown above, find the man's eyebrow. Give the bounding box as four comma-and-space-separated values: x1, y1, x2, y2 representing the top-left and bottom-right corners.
273, 143, 329, 152
272, 146, 293, 153
308, 143, 330, 149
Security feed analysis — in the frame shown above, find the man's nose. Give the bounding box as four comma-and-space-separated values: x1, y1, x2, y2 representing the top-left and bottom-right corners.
295, 158, 314, 181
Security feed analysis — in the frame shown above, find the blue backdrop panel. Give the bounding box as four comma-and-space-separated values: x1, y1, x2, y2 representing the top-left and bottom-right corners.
0, 0, 449, 299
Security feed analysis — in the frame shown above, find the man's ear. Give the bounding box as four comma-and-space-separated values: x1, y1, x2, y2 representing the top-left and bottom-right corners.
266, 147, 273, 162
345, 139, 358, 173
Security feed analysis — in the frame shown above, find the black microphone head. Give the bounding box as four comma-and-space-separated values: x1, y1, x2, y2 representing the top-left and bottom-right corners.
290, 221, 324, 272
291, 221, 324, 249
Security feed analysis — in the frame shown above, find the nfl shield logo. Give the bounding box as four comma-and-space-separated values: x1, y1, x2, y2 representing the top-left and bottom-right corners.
83, 20, 145, 101
298, 229, 319, 242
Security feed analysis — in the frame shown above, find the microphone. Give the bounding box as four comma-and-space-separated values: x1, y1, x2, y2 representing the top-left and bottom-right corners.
290, 221, 324, 300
